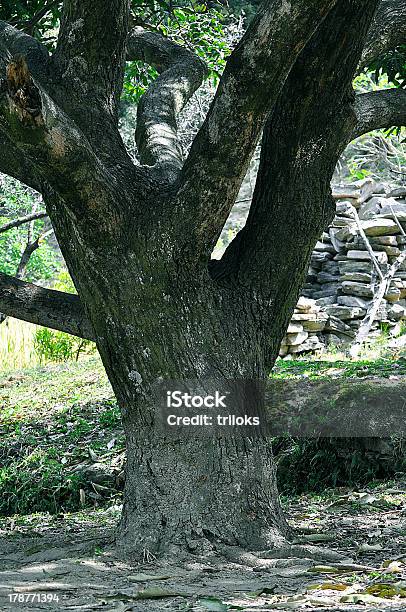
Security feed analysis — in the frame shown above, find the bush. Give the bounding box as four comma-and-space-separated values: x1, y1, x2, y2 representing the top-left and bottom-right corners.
33, 271, 96, 363
275, 437, 406, 494
34, 328, 94, 362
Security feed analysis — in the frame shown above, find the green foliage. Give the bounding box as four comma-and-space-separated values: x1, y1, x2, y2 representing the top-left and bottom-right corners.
367, 45, 406, 89
360, 46, 406, 136
32, 270, 95, 363
33, 327, 95, 364
276, 437, 406, 495
0, 177, 60, 281
124, 3, 231, 102
99, 404, 121, 429
347, 161, 371, 182
123, 62, 159, 104
34, 328, 80, 362
0, 177, 36, 217
0, 219, 57, 282
0, 1, 61, 48
52, 269, 76, 294
342, 128, 405, 183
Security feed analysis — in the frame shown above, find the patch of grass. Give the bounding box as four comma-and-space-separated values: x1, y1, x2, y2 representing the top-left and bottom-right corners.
0, 504, 122, 538
0, 452, 85, 515
99, 404, 121, 428
0, 319, 39, 373
0, 357, 124, 516
0, 356, 112, 423
368, 571, 398, 582
271, 356, 406, 381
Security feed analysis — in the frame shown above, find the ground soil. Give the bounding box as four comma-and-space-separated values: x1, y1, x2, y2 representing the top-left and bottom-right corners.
0, 480, 405, 611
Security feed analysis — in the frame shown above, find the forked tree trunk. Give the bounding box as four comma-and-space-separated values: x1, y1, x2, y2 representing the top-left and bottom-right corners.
0, 0, 403, 560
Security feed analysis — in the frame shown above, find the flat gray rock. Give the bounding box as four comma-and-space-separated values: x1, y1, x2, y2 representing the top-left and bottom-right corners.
347, 249, 388, 263
338, 261, 373, 274
315, 296, 336, 307
337, 295, 372, 309
322, 305, 366, 320
341, 281, 374, 298
361, 218, 399, 237
341, 272, 372, 283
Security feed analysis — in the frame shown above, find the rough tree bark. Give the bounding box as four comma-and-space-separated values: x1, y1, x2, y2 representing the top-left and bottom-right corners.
361, 0, 406, 65
0, 0, 405, 557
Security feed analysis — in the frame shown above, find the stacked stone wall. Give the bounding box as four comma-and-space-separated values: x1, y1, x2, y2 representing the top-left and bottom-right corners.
280, 180, 406, 356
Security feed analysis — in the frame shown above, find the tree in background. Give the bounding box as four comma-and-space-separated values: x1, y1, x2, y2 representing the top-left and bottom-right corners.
0, 0, 405, 557
0, 178, 56, 282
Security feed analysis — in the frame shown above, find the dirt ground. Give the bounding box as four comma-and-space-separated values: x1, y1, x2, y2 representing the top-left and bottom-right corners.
0, 480, 405, 612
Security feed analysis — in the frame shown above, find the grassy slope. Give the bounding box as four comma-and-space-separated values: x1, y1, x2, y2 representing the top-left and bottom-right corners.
0, 354, 405, 516
0, 357, 124, 515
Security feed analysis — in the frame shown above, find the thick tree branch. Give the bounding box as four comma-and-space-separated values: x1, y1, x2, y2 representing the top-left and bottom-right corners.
0, 272, 95, 340
54, 0, 130, 120
352, 89, 406, 139
361, 0, 406, 66
0, 211, 47, 234
213, 0, 380, 334
0, 20, 50, 83
0, 85, 125, 237
47, 2, 138, 168
0, 130, 41, 191
231, 0, 380, 282
172, 0, 337, 259
0, 29, 130, 236
127, 27, 207, 176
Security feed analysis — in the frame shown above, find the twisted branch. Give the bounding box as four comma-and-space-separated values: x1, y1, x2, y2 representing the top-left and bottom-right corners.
127, 27, 207, 176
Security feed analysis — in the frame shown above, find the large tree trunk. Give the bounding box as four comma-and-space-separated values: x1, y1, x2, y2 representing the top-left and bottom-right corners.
120, 435, 286, 555
40, 176, 292, 554
57, 239, 290, 554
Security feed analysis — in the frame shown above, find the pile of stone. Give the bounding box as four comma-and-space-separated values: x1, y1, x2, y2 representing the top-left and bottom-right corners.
280, 179, 406, 356
279, 297, 327, 357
